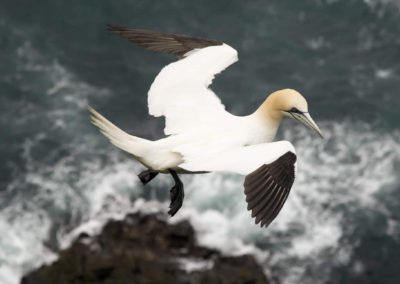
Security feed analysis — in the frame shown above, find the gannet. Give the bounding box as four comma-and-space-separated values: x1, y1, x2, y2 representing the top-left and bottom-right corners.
89, 25, 323, 228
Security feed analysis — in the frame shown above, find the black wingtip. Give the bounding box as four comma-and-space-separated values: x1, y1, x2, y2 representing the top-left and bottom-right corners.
244, 151, 297, 229
107, 24, 124, 32
107, 24, 116, 34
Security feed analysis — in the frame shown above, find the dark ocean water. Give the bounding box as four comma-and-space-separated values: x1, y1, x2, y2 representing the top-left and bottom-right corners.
1, 0, 400, 283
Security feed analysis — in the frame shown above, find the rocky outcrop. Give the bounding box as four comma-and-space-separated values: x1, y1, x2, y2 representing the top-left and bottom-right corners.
22, 213, 269, 284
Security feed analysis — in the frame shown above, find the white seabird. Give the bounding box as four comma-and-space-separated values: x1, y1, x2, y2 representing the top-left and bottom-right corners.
89, 25, 323, 228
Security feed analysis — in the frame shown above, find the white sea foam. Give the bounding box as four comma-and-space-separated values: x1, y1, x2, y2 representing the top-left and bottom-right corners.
176, 257, 214, 272
305, 36, 327, 50
375, 69, 393, 79
0, 40, 114, 283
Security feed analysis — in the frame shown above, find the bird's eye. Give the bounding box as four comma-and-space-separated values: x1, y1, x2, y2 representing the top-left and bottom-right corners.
289, 107, 302, 114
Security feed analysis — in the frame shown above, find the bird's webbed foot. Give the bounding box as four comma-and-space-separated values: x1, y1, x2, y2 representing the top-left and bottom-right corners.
168, 170, 184, 216
138, 169, 159, 185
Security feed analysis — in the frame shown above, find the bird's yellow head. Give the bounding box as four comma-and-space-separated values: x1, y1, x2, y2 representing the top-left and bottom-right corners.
258, 88, 323, 138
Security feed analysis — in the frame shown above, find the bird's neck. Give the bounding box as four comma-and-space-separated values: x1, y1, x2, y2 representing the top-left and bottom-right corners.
254, 98, 284, 129
238, 100, 283, 145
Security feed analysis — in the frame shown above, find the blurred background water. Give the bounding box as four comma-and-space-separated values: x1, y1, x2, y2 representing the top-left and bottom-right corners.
1, 0, 400, 283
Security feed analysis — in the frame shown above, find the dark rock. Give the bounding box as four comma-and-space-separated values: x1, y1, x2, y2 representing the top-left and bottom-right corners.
21, 213, 269, 284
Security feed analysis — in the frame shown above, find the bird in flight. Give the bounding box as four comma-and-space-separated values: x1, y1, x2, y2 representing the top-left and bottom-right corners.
89, 25, 323, 228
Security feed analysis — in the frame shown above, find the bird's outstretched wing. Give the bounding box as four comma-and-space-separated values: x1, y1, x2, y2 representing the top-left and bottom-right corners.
108, 25, 223, 58
180, 141, 297, 229
244, 151, 296, 228
108, 25, 239, 135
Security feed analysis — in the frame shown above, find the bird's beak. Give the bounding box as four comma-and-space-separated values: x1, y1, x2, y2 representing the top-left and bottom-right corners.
291, 112, 323, 138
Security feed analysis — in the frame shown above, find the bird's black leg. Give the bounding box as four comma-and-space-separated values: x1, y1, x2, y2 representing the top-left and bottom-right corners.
168, 169, 184, 217
138, 169, 159, 185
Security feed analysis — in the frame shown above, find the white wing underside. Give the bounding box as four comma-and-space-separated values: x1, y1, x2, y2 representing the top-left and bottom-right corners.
180, 141, 297, 175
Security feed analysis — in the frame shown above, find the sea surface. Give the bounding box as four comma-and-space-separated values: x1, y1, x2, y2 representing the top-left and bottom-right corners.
1, 0, 400, 283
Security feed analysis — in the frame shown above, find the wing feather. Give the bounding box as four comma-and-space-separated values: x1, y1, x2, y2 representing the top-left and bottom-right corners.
245, 176, 273, 202
108, 25, 222, 58
107, 25, 238, 136
255, 186, 283, 225
244, 151, 296, 228
249, 183, 279, 217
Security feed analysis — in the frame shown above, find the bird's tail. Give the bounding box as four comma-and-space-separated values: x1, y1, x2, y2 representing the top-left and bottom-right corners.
88, 106, 151, 158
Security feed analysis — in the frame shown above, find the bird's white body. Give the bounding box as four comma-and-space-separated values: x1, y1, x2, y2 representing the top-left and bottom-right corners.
91, 44, 294, 175
135, 112, 285, 174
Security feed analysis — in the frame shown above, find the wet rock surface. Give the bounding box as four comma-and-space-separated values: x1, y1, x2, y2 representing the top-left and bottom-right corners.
22, 213, 269, 284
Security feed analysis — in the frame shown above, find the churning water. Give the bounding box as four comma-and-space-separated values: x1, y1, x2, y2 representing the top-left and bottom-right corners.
1, 0, 400, 283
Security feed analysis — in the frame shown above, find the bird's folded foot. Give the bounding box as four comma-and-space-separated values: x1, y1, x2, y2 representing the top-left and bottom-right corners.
138, 169, 159, 185
168, 170, 184, 216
